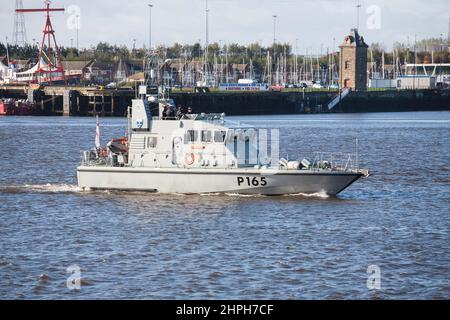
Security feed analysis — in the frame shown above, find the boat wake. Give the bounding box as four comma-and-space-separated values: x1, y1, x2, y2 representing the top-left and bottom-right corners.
198, 191, 331, 199
0, 184, 83, 195
284, 191, 331, 199
0, 184, 332, 199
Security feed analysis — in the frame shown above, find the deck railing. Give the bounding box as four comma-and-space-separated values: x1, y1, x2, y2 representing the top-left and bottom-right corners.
311, 152, 358, 172
81, 149, 368, 175
81, 150, 117, 167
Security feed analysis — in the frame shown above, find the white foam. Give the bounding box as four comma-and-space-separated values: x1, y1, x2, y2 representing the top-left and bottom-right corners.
199, 192, 263, 198
22, 184, 83, 193
285, 191, 330, 199
224, 193, 264, 198
198, 191, 331, 199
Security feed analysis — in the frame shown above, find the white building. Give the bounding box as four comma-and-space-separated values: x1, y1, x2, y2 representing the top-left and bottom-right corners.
0, 62, 8, 79
368, 78, 397, 89
396, 76, 437, 90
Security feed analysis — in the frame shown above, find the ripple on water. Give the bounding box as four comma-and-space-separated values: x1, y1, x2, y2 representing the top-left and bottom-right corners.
0, 113, 449, 299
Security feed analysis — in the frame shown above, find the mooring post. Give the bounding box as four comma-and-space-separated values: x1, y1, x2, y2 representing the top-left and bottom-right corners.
63, 90, 70, 116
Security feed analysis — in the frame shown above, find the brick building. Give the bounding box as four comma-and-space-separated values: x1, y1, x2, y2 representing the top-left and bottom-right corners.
339, 29, 368, 91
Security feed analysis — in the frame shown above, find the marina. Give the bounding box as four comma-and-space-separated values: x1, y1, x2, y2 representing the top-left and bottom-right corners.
0, 0, 449, 304
1, 85, 449, 117
1, 1, 450, 117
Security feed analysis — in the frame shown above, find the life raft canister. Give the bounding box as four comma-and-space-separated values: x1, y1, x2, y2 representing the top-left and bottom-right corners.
185, 153, 195, 166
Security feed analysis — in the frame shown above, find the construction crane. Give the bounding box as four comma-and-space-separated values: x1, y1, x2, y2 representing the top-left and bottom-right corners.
16, 0, 65, 85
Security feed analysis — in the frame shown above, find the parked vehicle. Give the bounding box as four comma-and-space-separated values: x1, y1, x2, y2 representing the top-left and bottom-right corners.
312, 83, 324, 89
270, 86, 284, 92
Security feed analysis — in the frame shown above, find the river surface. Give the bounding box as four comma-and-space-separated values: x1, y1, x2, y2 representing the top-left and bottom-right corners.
0, 112, 449, 300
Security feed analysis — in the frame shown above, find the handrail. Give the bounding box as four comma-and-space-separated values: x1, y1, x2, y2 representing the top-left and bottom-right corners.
81, 149, 363, 174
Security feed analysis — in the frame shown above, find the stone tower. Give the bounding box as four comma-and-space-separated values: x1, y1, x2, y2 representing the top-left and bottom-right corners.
339, 29, 368, 91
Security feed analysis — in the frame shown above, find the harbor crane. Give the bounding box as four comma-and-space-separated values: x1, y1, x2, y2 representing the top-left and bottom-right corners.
16, 0, 65, 84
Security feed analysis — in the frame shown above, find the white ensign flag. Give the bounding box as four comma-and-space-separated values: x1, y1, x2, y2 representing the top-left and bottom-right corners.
95, 114, 100, 149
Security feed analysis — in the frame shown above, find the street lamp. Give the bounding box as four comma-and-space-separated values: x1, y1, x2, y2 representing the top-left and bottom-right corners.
272, 15, 277, 47
148, 4, 153, 51
356, 1, 361, 30
76, 14, 80, 51
440, 33, 444, 82
272, 15, 277, 67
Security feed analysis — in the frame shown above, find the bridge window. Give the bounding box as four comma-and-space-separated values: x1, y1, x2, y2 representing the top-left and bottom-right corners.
245, 137, 250, 165
184, 130, 198, 143
233, 136, 238, 159
214, 131, 227, 143
201, 130, 212, 143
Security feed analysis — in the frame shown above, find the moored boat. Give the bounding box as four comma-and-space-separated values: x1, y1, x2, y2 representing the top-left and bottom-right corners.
0, 100, 6, 116
0, 99, 36, 116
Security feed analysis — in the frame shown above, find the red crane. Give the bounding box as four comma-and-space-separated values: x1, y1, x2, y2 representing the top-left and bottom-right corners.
16, 0, 65, 85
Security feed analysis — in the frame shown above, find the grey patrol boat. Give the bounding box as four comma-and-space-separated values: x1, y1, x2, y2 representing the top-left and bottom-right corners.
77, 89, 369, 196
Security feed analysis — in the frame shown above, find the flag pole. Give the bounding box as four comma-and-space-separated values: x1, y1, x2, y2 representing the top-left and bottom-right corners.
95, 114, 101, 150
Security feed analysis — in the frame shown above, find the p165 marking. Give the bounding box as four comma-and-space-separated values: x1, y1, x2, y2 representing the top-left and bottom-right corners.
237, 177, 268, 187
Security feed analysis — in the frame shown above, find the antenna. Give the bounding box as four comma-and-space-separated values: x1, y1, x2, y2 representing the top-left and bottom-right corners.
13, 0, 28, 46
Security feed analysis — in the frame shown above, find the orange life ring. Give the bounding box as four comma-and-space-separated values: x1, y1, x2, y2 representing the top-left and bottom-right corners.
185, 153, 195, 166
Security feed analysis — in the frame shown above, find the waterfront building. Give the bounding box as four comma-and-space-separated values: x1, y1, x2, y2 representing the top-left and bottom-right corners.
396, 75, 437, 90
339, 29, 369, 91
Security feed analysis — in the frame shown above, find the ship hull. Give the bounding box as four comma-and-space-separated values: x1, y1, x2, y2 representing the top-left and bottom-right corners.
77, 167, 363, 196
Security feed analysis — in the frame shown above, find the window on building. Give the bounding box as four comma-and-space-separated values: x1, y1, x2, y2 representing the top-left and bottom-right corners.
345, 61, 350, 69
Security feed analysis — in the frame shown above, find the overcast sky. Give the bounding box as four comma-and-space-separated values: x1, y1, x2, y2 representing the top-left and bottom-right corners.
1, 0, 449, 52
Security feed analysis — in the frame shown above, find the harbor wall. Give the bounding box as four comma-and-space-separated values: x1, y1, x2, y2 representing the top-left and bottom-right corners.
338, 89, 450, 112
172, 89, 450, 114
0, 86, 449, 116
